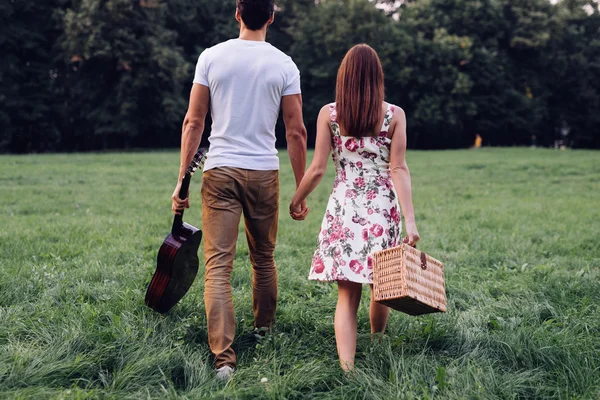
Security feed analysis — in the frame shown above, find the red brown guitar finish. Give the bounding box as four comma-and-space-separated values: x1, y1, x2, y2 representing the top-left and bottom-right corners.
145, 149, 207, 314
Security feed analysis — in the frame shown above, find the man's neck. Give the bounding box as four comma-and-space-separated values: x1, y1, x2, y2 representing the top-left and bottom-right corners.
239, 26, 267, 42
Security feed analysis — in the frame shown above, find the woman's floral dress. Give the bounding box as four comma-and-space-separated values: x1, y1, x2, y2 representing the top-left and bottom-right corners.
309, 103, 402, 284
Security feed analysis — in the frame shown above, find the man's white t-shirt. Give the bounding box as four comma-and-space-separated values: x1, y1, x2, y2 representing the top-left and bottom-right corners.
193, 39, 301, 171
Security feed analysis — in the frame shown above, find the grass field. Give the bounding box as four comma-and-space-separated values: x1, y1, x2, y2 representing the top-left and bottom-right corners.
0, 148, 599, 399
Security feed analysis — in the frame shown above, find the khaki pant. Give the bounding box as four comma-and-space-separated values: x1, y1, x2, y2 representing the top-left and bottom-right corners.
201, 167, 279, 369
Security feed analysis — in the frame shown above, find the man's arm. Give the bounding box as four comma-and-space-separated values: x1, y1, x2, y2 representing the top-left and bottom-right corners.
179, 84, 210, 181
172, 83, 210, 214
281, 94, 307, 188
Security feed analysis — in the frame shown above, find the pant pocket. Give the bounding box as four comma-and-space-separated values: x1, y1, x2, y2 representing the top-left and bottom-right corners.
202, 169, 238, 209
254, 174, 279, 215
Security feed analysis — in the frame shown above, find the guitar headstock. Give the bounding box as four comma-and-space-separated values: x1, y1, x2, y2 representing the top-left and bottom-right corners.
187, 147, 208, 176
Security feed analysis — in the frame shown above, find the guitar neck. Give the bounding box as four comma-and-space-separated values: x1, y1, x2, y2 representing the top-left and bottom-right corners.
171, 148, 208, 234
172, 174, 191, 233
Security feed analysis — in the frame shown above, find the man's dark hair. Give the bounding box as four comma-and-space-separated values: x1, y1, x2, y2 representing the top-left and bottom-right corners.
237, 0, 274, 31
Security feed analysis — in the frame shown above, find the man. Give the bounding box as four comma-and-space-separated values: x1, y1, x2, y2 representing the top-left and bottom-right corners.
171, 0, 308, 381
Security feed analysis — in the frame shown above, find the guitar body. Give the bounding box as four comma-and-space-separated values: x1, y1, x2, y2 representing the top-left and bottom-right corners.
145, 223, 203, 314
145, 148, 208, 314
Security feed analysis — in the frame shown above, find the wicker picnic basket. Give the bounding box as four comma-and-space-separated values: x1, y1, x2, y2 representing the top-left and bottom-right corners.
372, 243, 447, 316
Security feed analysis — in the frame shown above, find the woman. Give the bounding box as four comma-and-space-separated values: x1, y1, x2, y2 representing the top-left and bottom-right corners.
289, 44, 420, 371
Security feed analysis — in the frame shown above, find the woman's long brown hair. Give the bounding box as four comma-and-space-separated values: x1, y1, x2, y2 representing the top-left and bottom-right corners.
335, 44, 385, 138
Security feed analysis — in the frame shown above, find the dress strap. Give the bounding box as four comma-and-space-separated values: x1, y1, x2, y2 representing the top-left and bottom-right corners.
329, 103, 338, 123
379, 103, 394, 137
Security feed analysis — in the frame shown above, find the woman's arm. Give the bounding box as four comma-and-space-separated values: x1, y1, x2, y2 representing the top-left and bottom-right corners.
389, 107, 420, 246
290, 105, 332, 219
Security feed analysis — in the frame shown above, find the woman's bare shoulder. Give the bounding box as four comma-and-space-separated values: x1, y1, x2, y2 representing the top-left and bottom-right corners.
317, 103, 336, 124
387, 103, 406, 121
320, 103, 333, 113
385, 103, 406, 137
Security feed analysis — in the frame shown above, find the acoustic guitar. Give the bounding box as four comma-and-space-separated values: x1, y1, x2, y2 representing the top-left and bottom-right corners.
145, 148, 208, 314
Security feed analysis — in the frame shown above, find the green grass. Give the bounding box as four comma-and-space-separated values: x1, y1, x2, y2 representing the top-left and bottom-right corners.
0, 148, 599, 399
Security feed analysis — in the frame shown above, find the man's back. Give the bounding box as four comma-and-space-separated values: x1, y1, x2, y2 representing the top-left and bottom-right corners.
194, 39, 301, 171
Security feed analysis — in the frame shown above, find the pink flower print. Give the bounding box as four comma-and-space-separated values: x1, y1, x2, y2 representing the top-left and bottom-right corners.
356, 161, 363, 169
352, 215, 368, 226
390, 206, 401, 223
354, 177, 365, 189
340, 169, 347, 182
359, 138, 365, 148
376, 175, 389, 187
362, 229, 369, 241
332, 266, 340, 280
376, 137, 388, 146
366, 190, 377, 200
322, 239, 331, 249
361, 151, 377, 161
345, 139, 359, 152
345, 189, 357, 199
333, 135, 342, 151
326, 213, 334, 222
368, 208, 373, 215
370, 224, 384, 237
367, 257, 373, 270
313, 255, 325, 274
349, 260, 364, 274
333, 247, 342, 257
383, 209, 398, 224
345, 228, 355, 240
328, 231, 338, 242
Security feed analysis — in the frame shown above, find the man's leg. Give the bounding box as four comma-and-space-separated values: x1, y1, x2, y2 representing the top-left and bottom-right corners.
202, 168, 243, 369
243, 170, 279, 330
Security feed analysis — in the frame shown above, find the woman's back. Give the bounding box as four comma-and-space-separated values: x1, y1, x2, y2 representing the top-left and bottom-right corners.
329, 103, 395, 180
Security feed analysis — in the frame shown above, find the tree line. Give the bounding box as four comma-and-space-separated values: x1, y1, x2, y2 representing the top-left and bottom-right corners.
1, 0, 599, 152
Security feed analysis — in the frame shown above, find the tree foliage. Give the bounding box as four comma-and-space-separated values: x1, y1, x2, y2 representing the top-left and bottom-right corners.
1, 0, 598, 152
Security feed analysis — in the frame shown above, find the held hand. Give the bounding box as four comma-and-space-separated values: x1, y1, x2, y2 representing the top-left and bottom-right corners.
289, 200, 310, 221
171, 182, 190, 215
403, 220, 420, 247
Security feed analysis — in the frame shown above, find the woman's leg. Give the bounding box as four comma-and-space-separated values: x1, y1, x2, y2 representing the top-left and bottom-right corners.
335, 281, 363, 371
369, 285, 390, 334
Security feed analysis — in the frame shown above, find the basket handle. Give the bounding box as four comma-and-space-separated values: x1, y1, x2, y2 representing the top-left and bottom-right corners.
403, 238, 427, 270
420, 251, 427, 270
403, 237, 417, 249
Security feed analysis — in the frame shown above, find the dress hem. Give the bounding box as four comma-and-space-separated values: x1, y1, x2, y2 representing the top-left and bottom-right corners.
308, 276, 372, 284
